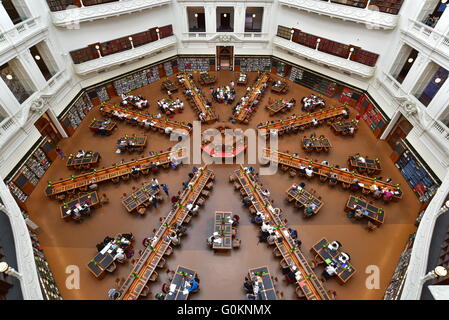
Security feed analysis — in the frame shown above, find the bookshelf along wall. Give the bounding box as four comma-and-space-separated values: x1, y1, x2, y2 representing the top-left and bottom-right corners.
177, 57, 211, 72
60, 92, 94, 135
6, 139, 57, 204
30, 231, 63, 300
113, 66, 160, 96
236, 57, 271, 72
395, 143, 439, 203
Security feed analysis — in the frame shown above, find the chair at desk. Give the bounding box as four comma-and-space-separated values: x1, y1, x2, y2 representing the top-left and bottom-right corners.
233, 182, 241, 190
157, 258, 166, 269
205, 181, 214, 190
233, 239, 241, 249
295, 286, 306, 300
140, 285, 151, 298
137, 206, 146, 215
342, 182, 350, 189
164, 246, 173, 256
100, 193, 109, 205
122, 174, 130, 181
362, 187, 370, 195
201, 190, 210, 198
112, 177, 120, 184
229, 175, 236, 183
366, 221, 378, 232
273, 247, 282, 258
289, 169, 297, 177
106, 262, 117, 273
197, 197, 206, 206
149, 271, 158, 282
280, 259, 289, 269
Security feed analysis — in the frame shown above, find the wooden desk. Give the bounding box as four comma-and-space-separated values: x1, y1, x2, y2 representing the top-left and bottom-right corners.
66, 152, 100, 170
45, 149, 186, 197
199, 72, 216, 85
165, 266, 197, 300
348, 156, 381, 175
233, 166, 330, 300
257, 106, 348, 136
234, 72, 270, 123
180, 73, 218, 123
118, 166, 214, 300
59, 192, 99, 219
87, 235, 131, 278
262, 148, 403, 201
162, 80, 178, 92
213, 211, 233, 250
310, 238, 356, 284
266, 99, 290, 115
89, 120, 117, 136
100, 104, 191, 134
117, 135, 147, 153
302, 136, 331, 152
248, 266, 278, 300
121, 182, 160, 213
345, 195, 385, 225
237, 73, 248, 85
286, 184, 323, 216
271, 81, 287, 93
331, 121, 358, 135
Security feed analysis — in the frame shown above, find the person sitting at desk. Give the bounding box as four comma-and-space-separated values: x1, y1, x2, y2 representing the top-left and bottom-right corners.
322, 264, 338, 280
113, 249, 126, 263
250, 215, 263, 225
350, 179, 361, 192
261, 222, 274, 234
305, 166, 314, 177
169, 232, 180, 246
108, 288, 121, 300
312, 118, 318, 126
383, 189, 394, 200
321, 160, 329, 166
207, 233, 219, 247
288, 228, 298, 239
329, 173, 338, 183
187, 277, 199, 293
131, 166, 140, 175
76, 150, 86, 158
70, 208, 81, 220
304, 203, 317, 216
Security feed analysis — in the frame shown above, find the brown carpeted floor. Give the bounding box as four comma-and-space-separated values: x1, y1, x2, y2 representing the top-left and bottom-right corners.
25, 70, 420, 300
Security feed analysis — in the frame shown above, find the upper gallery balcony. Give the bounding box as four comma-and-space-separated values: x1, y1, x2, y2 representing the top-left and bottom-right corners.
69, 25, 176, 75
47, 0, 171, 27
274, 26, 378, 78
279, 0, 403, 30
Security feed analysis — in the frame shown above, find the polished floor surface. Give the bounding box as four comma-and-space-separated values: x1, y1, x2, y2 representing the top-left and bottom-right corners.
26, 71, 420, 300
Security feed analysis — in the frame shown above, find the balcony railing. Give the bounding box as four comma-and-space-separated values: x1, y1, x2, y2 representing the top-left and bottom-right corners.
404, 19, 449, 59
0, 17, 46, 55
73, 35, 177, 75
279, 0, 400, 29
273, 28, 377, 77
50, 0, 171, 27
181, 32, 270, 43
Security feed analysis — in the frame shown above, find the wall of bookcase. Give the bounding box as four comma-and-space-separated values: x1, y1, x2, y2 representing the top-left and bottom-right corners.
6, 138, 57, 207
235, 56, 271, 72
395, 140, 440, 203
177, 57, 214, 72
60, 92, 94, 136
29, 231, 63, 300
355, 94, 388, 138
288, 66, 337, 98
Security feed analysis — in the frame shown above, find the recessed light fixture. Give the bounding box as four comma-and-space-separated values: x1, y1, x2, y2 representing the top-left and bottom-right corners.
35, 55, 41, 60
6, 74, 13, 80
408, 58, 414, 63
252, 14, 256, 18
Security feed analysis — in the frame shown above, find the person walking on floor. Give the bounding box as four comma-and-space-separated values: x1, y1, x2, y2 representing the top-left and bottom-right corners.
56, 146, 65, 159
161, 184, 169, 196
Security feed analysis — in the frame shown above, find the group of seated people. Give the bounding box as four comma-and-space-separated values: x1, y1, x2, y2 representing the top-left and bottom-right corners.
210, 85, 236, 104
75, 149, 88, 158
369, 182, 398, 200
66, 198, 93, 221
120, 94, 148, 109
96, 233, 134, 263
232, 80, 268, 119
207, 214, 241, 249
243, 275, 267, 300
156, 273, 200, 299
157, 98, 184, 115
291, 183, 318, 217
321, 241, 351, 280
116, 137, 135, 153
301, 94, 325, 112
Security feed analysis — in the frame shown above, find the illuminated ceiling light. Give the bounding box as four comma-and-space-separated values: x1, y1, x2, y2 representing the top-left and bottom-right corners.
6, 74, 13, 80
128, 37, 133, 41
408, 58, 414, 63
317, 38, 321, 43
442, 0, 447, 4
156, 28, 160, 33
95, 45, 100, 50
290, 29, 294, 34
223, 14, 227, 18
350, 47, 354, 52
194, 13, 198, 18
435, 77, 442, 84
35, 55, 41, 60
252, 14, 256, 18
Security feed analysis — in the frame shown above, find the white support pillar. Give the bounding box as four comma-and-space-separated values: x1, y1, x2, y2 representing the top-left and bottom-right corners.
0, 178, 43, 300
46, 107, 68, 138
400, 53, 430, 95
234, 4, 245, 34
0, 0, 15, 30
205, 4, 216, 34
433, 5, 449, 34
380, 109, 402, 140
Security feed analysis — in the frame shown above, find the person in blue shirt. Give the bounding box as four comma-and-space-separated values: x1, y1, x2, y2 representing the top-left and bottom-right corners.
161, 184, 169, 196
188, 277, 199, 293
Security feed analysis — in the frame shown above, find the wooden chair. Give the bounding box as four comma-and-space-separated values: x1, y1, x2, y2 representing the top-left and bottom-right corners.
289, 169, 297, 177
137, 206, 146, 215
106, 262, 117, 273
232, 239, 241, 249
296, 286, 306, 299
280, 259, 289, 269
100, 194, 109, 205
164, 246, 173, 256
273, 247, 282, 258
157, 258, 166, 269
367, 221, 378, 231
229, 175, 235, 183
140, 285, 150, 297
149, 271, 158, 282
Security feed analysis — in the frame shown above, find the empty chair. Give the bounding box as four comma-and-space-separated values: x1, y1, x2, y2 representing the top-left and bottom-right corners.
296, 286, 306, 299
232, 239, 241, 249
157, 258, 166, 269
164, 246, 173, 256
106, 262, 117, 273
137, 206, 146, 215
140, 285, 150, 297
273, 247, 282, 257
280, 259, 289, 269
149, 271, 158, 282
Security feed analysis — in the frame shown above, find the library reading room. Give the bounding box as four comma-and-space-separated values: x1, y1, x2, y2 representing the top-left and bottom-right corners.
0, 0, 449, 305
